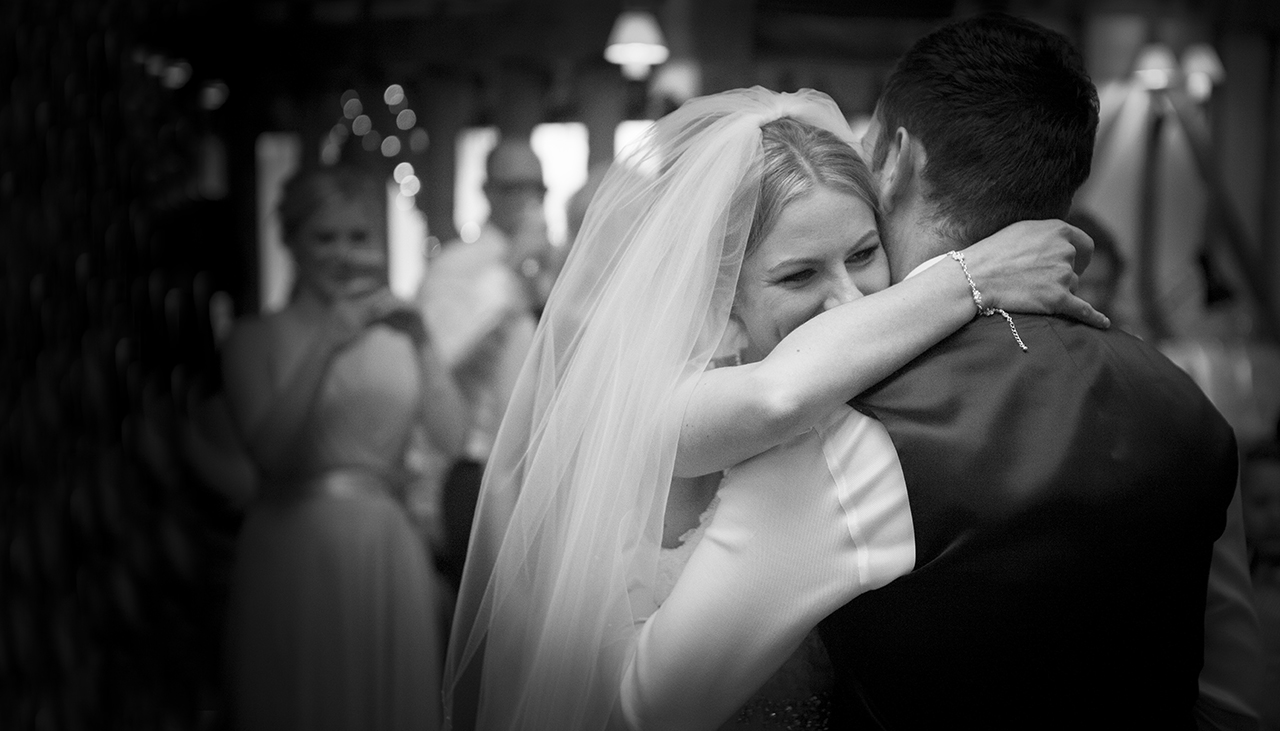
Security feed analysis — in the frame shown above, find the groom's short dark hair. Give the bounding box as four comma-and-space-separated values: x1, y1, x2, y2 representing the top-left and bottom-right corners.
871, 12, 1099, 246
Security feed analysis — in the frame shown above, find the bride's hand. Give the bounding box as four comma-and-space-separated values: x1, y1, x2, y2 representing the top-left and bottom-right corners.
961, 219, 1110, 329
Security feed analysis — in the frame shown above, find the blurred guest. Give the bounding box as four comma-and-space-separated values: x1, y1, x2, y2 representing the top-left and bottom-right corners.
565, 161, 611, 253
438, 137, 555, 320
493, 140, 558, 318
220, 163, 469, 731
1065, 208, 1125, 321
418, 138, 544, 590
1244, 427, 1280, 731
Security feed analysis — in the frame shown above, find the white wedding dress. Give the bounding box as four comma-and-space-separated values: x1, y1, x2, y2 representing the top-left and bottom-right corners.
624, 402, 915, 731
656, 491, 834, 730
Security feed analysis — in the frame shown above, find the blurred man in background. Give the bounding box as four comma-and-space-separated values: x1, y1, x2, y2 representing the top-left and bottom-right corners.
417, 138, 545, 591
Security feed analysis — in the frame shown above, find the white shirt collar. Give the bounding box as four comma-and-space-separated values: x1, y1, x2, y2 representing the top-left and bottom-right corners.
903, 252, 950, 281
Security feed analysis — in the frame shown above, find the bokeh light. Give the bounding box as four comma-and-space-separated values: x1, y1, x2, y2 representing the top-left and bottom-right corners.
409, 128, 429, 153
162, 61, 191, 90
396, 109, 416, 130
460, 221, 481, 243
199, 80, 229, 110
320, 141, 341, 165
343, 97, 363, 120
394, 192, 418, 211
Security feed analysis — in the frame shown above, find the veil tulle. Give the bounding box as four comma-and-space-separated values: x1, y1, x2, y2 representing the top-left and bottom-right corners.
442, 87, 861, 730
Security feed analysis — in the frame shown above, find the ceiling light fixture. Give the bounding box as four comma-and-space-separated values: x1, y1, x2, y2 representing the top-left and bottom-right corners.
605, 9, 669, 81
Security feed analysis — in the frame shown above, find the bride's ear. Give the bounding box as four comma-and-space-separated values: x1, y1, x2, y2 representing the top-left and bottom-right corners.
876, 126, 922, 215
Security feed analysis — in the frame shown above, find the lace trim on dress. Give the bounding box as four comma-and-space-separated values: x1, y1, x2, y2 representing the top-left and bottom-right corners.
657, 491, 833, 731
655, 493, 721, 605
731, 692, 831, 730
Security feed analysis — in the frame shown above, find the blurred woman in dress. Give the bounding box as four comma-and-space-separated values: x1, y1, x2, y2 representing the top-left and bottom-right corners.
221, 163, 470, 731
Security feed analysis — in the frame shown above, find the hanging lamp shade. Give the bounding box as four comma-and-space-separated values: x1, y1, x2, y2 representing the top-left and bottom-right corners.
605, 9, 669, 80
1181, 42, 1225, 101
1134, 43, 1178, 90
1181, 43, 1225, 82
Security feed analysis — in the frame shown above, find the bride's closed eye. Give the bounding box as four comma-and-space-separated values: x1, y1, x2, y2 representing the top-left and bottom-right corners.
775, 268, 817, 286
845, 245, 880, 268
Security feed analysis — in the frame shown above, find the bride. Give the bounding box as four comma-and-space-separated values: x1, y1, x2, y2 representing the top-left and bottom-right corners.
443, 87, 1103, 730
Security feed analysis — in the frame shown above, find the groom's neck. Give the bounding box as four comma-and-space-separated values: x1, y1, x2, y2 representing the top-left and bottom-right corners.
886, 219, 956, 284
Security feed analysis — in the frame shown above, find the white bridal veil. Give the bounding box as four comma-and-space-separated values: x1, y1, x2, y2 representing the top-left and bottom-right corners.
443, 86, 862, 730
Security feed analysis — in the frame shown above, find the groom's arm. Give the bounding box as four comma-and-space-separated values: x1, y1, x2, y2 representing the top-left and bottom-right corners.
620, 406, 914, 731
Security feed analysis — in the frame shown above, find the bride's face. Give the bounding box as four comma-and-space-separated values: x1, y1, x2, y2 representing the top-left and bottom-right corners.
733, 185, 889, 363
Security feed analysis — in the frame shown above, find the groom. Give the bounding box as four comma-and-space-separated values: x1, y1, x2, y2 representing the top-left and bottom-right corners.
820, 12, 1251, 730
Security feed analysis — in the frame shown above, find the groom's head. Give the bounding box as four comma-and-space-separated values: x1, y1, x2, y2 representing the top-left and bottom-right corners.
862, 12, 1099, 280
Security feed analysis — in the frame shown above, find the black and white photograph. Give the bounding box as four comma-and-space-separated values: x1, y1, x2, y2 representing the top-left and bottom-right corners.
4, 1, 1280, 729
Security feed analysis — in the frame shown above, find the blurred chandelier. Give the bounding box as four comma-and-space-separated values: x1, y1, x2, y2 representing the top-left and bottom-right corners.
605, 9, 669, 81
1134, 41, 1225, 102
1180, 43, 1225, 102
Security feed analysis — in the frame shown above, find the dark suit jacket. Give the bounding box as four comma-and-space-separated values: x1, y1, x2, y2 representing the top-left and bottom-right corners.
820, 314, 1238, 730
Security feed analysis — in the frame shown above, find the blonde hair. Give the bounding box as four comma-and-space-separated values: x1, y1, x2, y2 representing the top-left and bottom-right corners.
276, 164, 385, 250
747, 117, 879, 257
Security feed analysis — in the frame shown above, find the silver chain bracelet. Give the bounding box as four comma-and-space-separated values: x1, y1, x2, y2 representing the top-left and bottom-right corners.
948, 250, 1028, 353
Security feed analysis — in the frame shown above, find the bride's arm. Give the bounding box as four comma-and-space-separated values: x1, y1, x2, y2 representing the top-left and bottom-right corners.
675, 219, 1105, 478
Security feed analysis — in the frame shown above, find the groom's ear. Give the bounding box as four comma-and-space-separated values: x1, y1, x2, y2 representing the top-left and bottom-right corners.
876, 126, 922, 214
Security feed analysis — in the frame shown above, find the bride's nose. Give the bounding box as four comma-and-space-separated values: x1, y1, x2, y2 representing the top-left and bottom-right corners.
822, 272, 863, 311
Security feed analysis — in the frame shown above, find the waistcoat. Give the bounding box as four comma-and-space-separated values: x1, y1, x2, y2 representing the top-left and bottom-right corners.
820, 315, 1237, 730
